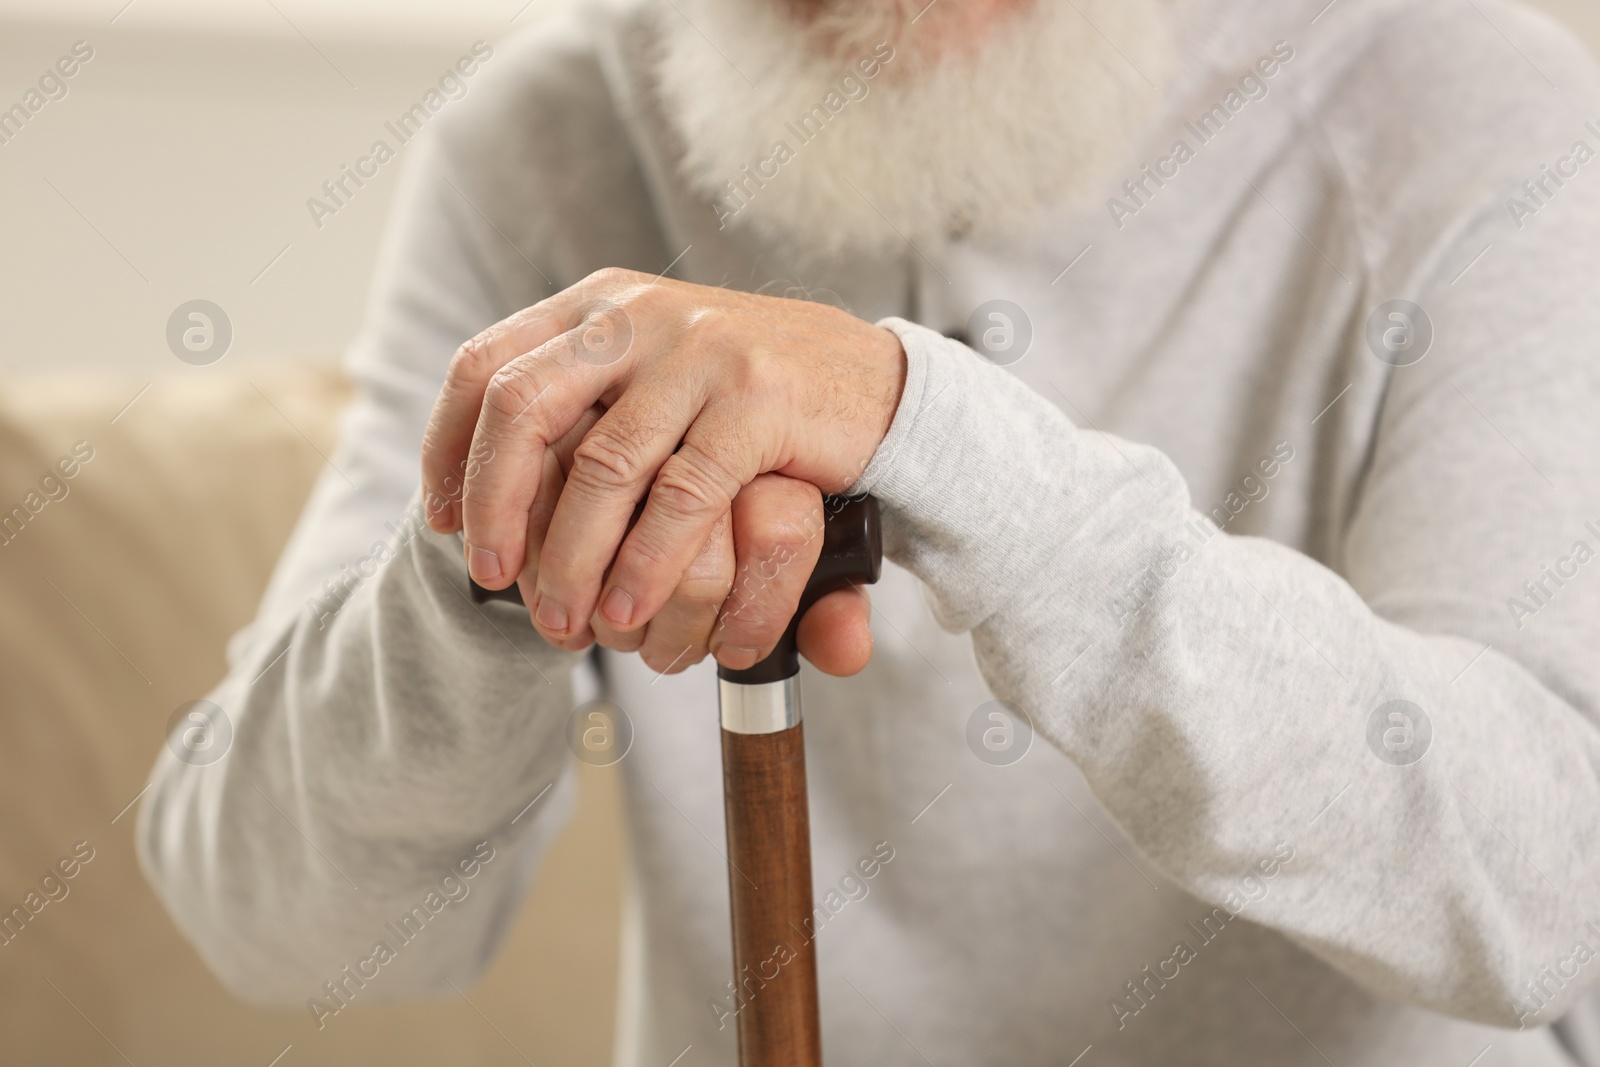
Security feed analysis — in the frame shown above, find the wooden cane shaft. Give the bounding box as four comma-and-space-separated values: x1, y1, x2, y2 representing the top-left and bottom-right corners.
721, 724, 822, 1067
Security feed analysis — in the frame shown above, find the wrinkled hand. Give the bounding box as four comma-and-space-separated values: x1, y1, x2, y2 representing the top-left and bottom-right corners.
421, 268, 906, 674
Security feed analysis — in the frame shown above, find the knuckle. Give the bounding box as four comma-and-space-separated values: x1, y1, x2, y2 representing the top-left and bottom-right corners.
457, 475, 501, 515
420, 424, 456, 480
584, 266, 639, 293
744, 509, 815, 564
681, 537, 735, 589
727, 342, 769, 388
653, 448, 735, 517
682, 306, 735, 351
506, 301, 555, 331
482, 361, 547, 425
722, 569, 790, 632
450, 329, 501, 384
570, 429, 650, 491
617, 531, 675, 577
730, 587, 786, 629
674, 571, 734, 609
536, 555, 581, 593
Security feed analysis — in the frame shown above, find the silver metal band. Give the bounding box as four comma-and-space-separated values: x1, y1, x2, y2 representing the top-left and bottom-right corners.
719, 676, 802, 735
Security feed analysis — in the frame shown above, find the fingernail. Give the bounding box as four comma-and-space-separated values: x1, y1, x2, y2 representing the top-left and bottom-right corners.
467, 544, 501, 583
718, 645, 763, 670
601, 587, 634, 627
535, 594, 569, 633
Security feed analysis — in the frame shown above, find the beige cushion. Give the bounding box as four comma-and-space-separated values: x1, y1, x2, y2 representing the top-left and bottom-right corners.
0, 363, 620, 1065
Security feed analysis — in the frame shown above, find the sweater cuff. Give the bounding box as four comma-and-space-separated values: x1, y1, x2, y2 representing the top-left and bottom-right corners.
845, 317, 1090, 632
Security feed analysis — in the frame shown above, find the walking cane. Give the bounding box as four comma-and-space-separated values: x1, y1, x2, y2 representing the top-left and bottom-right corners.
716, 494, 881, 1067
473, 494, 882, 1067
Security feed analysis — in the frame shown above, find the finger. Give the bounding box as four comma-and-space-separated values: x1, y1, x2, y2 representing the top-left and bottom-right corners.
459, 328, 636, 591
706, 474, 827, 671
532, 369, 709, 642
589, 398, 770, 642
421, 266, 647, 534
796, 586, 874, 677
635, 510, 735, 675
590, 608, 646, 654
421, 303, 569, 532
522, 405, 603, 581
585, 508, 646, 655
513, 451, 595, 652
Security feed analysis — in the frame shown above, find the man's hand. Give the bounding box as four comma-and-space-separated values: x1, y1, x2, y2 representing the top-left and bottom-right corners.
421, 268, 905, 673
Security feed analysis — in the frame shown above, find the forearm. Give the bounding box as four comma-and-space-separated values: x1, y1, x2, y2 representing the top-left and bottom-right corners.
851, 320, 1600, 1024
137, 490, 584, 1004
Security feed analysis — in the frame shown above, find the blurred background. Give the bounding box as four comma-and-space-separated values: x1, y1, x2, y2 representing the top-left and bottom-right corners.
0, 0, 561, 377
0, 0, 1596, 1064
0, 4, 631, 1065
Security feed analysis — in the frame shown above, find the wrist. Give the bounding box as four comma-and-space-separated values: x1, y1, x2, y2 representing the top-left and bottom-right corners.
868, 324, 909, 458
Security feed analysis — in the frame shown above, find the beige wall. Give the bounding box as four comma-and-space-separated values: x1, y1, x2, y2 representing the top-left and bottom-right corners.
0, 2, 570, 377
1532, 0, 1600, 48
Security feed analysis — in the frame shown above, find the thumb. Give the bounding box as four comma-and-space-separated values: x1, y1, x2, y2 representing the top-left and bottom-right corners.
796, 586, 873, 677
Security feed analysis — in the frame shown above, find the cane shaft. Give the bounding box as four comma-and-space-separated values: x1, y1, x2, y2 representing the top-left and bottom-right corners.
721, 724, 822, 1067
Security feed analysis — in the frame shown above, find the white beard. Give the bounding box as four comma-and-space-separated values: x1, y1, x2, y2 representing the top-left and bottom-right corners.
653, 0, 1175, 261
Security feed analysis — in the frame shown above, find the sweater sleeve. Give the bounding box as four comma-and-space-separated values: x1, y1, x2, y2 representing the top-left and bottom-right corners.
135, 125, 588, 1006
848, 187, 1600, 1028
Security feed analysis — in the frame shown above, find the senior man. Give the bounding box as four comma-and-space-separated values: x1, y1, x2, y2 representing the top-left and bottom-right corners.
140, 0, 1600, 1063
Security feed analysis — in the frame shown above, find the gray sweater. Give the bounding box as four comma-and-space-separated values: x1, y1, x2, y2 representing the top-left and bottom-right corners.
138, 0, 1600, 1063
